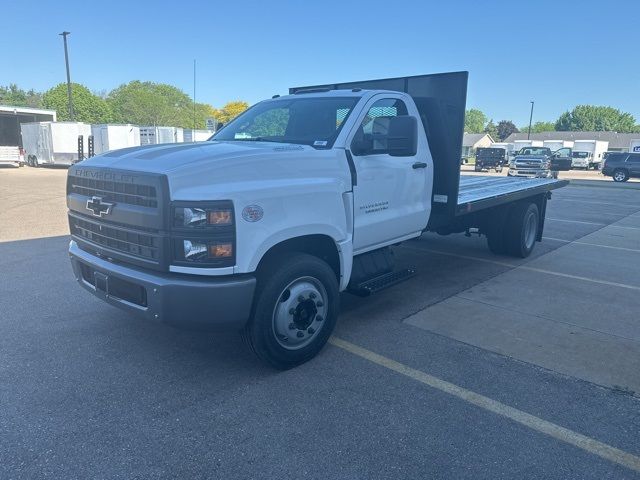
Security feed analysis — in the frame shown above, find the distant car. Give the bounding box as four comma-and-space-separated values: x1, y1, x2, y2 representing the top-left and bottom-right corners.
601, 152, 640, 182
474, 147, 506, 173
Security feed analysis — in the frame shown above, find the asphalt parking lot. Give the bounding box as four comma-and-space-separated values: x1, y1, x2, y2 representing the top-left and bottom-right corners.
1, 166, 639, 479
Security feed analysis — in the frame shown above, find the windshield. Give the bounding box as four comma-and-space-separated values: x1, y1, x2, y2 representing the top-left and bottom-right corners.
212, 96, 359, 148
518, 147, 551, 156
572, 151, 589, 158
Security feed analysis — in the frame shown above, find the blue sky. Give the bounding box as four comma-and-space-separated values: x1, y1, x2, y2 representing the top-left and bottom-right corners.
2, 0, 639, 126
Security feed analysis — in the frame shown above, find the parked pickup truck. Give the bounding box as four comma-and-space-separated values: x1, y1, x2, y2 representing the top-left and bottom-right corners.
508, 146, 572, 179
67, 72, 568, 369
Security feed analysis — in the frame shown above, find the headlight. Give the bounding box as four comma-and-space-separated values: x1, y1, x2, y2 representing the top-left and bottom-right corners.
181, 240, 233, 261
171, 201, 235, 267
174, 206, 233, 228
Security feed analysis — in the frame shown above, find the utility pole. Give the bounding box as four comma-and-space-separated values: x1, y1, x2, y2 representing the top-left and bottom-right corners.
193, 59, 196, 130
527, 101, 534, 140
59, 31, 75, 121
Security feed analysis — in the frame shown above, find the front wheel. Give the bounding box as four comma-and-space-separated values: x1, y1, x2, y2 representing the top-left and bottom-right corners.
243, 253, 339, 369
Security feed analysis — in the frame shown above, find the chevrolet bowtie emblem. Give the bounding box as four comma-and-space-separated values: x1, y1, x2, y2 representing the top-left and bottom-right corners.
86, 196, 114, 217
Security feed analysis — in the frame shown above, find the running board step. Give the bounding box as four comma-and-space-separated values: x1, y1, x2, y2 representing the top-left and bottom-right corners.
347, 268, 416, 297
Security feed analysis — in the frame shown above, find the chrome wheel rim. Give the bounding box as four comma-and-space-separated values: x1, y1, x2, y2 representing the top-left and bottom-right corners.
524, 211, 537, 250
614, 171, 625, 182
272, 276, 328, 350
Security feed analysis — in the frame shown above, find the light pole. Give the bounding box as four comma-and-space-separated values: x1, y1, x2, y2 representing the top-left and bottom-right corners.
527, 101, 534, 140
59, 31, 75, 121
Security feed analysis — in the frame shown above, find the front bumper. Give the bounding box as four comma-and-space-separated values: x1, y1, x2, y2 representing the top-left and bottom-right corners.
508, 168, 552, 178
69, 241, 256, 330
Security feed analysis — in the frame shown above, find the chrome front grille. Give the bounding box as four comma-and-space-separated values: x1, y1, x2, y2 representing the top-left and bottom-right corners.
69, 215, 161, 262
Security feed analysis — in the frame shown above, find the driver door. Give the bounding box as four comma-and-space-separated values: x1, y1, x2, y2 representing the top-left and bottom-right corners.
349, 96, 430, 253
551, 147, 572, 171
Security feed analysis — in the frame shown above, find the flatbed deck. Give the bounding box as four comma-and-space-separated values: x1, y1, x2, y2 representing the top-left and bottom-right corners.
456, 175, 569, 214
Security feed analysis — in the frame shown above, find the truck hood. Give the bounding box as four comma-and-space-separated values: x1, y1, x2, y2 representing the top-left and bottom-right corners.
77, 141, 313, 174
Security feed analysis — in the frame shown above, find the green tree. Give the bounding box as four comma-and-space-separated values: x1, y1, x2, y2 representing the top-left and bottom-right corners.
214, 101, 249, 125
496, 120, 519, 141
555, 105, 636, 132
0, 84, 43, 108
107, 81, 215, 128
42, 83, 111, 123
484, 119, 498, 141
464, 109, 487, 133
521, 121, 556, 134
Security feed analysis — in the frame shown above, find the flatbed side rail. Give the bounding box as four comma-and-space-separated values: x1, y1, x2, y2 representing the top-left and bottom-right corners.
456, 179, 569, 215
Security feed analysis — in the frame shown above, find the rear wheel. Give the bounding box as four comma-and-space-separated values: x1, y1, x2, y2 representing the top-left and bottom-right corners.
505, 202, 539, 258
613, 169, 629, 182
243, 253, 339, 370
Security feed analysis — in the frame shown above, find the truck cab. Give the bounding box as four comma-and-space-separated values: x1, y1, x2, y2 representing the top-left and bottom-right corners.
571, 150, 592, 169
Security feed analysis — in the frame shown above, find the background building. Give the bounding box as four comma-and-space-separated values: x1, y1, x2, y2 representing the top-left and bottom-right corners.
462, 133, 494, 158
505, 131, 638, 152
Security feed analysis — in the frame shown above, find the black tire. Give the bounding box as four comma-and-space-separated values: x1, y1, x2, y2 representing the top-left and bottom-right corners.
612, 169, 629, 182
474, 165, 482, 172
505, 202, 539, 258
31, 156, 39, 168
243, 253, 339, 370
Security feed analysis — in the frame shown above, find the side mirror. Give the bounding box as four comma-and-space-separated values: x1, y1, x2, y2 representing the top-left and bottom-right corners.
387, 116, 418, 157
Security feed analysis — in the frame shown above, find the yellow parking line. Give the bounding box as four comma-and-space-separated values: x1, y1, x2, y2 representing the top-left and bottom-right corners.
330, 337, 640, 473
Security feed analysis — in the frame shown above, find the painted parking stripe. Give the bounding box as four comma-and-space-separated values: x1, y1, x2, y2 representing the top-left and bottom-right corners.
547, 218, 640, 231
330, 337, 640, 473
544, 237, 640, 254
553, 198, 640, 209
405, 246, 640, 291
546, 218, 607, 226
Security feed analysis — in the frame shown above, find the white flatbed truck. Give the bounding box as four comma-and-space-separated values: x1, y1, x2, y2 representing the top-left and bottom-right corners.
67, 72, 568, 368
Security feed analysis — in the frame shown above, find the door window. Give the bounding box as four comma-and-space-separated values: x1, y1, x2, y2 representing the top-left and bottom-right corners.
353, 98, 408, 155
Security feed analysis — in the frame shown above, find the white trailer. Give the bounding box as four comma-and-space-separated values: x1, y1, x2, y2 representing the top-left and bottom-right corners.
20, 122, 92, 166
0, 145, 23, 167
571, 140, 608, 169
543, 140, 574, 151
91, 124, 141, 155
139, 126, 184, 145
630, 139, 640, 153
183, 129, 214, 142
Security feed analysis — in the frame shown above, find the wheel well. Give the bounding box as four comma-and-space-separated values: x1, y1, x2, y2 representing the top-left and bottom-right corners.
256, 235, 340, 280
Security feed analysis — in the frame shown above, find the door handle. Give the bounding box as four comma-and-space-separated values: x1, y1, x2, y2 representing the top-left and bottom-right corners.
412, 162, 427, 169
